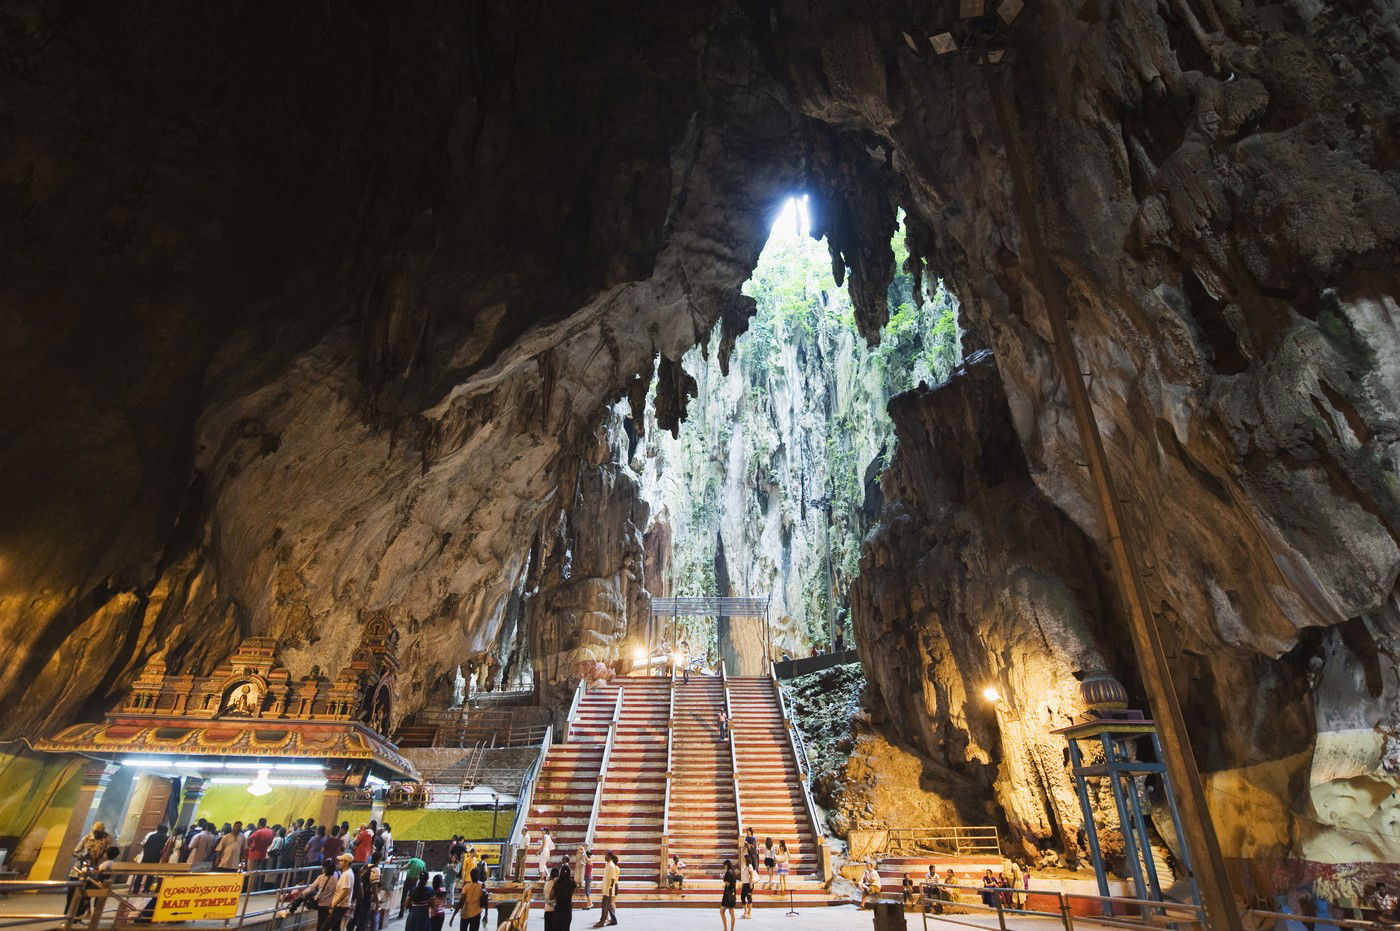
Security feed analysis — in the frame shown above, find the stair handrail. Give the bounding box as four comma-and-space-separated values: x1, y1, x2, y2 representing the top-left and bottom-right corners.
770, 663, 830, 882
563, 678, 586, 742
660, 675, 675, 884
723, 663, 746, 865
503, 722, 553, 880
585, 688, 624, 846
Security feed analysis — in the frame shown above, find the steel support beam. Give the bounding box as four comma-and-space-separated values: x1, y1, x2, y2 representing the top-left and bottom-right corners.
987, 68, 1243, 931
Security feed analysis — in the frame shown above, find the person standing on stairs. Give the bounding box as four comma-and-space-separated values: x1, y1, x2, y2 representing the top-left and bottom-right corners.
761, 838, 776, 891
740, 858, 755, 920
717, 708, 728, 740
743, 829, 758, 872
775, 840, 790, 894
592, 851, 619, 927
575, 845, 594, 909
538, 827, 556, 880
719, 860, 738, 931
680, 640, 691, 682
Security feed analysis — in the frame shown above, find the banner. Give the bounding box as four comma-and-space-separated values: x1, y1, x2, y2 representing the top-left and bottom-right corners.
151, 874, 245, 921
465, 843, 502, 865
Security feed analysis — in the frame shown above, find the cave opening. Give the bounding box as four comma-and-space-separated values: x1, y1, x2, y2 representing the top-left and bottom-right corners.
630, 194, 962, 673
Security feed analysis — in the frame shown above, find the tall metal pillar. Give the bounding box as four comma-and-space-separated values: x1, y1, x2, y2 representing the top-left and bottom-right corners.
989, 68, 1242, 931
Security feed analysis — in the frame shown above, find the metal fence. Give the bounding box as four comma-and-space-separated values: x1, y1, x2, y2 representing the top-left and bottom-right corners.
883, 826, 1002, 857
0, 863, 338, 931
907, 882, 1391, 931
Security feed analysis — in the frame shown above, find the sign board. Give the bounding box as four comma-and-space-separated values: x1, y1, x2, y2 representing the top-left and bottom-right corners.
464, 843, 502, 866
152, 874, 245, 921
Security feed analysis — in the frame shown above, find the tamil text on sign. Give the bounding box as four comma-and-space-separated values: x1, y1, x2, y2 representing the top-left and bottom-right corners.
152, 874, 245, 921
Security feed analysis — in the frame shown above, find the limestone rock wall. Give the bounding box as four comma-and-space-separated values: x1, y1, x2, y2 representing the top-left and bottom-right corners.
1, 0, 1397, 887
851, 352, 1134, 855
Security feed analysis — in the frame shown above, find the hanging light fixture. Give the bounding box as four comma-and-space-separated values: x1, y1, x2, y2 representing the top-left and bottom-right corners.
247, 768, 273, 797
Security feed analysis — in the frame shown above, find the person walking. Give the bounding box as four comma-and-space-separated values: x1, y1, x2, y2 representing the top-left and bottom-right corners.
397, 853, 427, 917
775, 840, 790, 894
761, 838, 776, 891
680, 640, 691, 682
576, 846, 594, 909
717, 708, 728, 740
353, 824, 374, 863
553, 863, 577, 930
458, 871, 486, 931
742, 829, 758, 871
403, 874, 432, 931
719, 860, 738, 931
537, 827, 556, 879
428, 874, 447, 931
739, 858, 755, 919
592, 851, 619, 927
134, 823, 168, 893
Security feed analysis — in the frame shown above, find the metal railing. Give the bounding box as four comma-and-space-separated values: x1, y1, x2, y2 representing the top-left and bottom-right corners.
584, 689, 624, 847
395, 706, 552, 749
881, 825, 1001, 857
564, 680, 586, 742
659, 675, 675, 885
770, 662, 829, 881
0, 862, 324, 931
502, 722, 553, 879
914, 881, 1206, 930
722, 664, 746, 867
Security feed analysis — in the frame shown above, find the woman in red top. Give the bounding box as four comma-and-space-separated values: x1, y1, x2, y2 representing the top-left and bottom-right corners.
353, 825, 373, 862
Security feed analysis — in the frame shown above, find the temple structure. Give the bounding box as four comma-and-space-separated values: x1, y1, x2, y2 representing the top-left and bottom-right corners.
34, 620, 417, 878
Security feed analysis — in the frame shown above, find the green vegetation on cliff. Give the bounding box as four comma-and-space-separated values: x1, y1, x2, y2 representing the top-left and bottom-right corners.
640, 199, 961, 651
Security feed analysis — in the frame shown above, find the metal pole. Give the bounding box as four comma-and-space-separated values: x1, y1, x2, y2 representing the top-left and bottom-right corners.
986, 67, 1242, 931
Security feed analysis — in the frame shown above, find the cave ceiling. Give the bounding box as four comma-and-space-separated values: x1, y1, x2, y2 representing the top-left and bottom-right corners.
1, 0, 1397, 819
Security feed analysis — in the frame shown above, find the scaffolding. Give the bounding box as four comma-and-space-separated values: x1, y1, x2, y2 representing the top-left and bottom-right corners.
648, 596, 771, 672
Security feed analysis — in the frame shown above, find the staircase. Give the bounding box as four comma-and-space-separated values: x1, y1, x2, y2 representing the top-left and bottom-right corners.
728, 676, 822, 879
591, 678, 669, 887
508, 673, 839, 908
667, 677, 739, 872
521, 685, 616, 870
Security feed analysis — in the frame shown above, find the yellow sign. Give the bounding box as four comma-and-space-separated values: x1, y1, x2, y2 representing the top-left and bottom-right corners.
464, 843, 502, 865
152, 874, 245, 921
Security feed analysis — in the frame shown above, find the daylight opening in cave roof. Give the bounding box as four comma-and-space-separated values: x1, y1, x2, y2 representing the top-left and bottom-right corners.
3, 6, 1395, 923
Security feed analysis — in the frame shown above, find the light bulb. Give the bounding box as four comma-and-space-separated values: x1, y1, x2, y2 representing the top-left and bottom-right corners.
982, 686, 1001, 704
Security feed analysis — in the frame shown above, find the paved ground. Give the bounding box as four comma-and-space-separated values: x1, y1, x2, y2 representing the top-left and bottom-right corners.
498, 905, 1068, 929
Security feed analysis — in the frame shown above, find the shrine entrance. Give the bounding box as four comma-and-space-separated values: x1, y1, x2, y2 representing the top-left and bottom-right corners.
646, 595, 771, 677
33, 622, 417, 879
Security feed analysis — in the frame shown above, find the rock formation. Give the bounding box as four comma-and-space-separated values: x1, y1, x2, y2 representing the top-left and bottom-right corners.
1, 0, 1397, 890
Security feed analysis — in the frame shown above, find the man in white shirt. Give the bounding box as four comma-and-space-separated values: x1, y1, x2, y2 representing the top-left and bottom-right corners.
380, 824, 393, 857
330, 854, 355, 930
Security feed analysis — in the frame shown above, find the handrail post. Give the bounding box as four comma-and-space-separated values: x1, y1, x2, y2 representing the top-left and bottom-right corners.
1057, 891, 1075, 931
995, 896, 1009, 931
